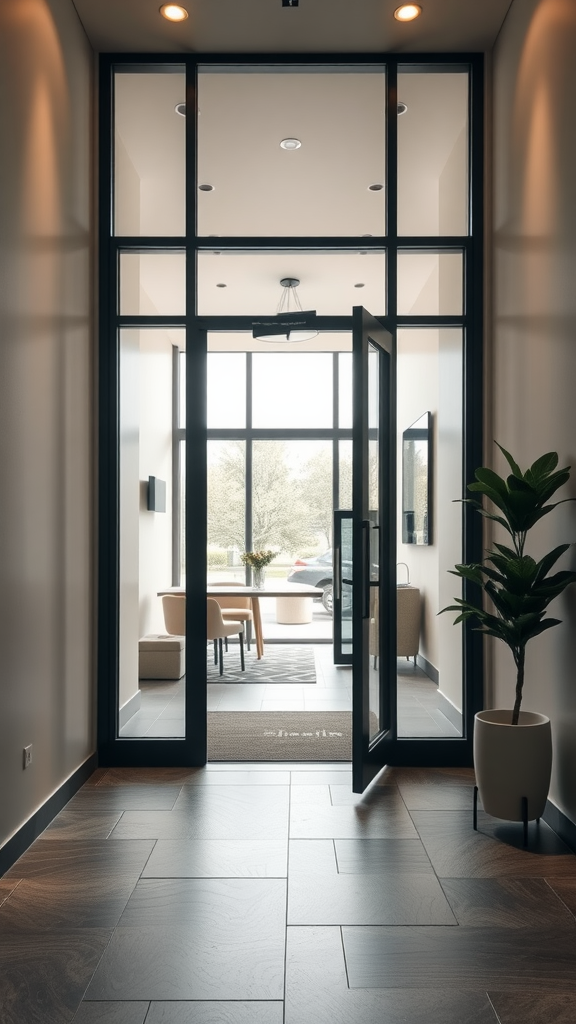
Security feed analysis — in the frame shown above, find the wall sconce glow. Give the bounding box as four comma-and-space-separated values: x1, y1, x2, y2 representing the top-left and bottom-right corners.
160, 4, 189, 21
393, 4, 422, 21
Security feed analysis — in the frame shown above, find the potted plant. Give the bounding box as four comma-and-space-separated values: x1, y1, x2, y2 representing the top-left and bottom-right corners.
442, 445, 576, 827
241, 549, 276, 589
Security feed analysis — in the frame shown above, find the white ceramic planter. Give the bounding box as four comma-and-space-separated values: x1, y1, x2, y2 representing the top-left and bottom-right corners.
474, 709, 552, 822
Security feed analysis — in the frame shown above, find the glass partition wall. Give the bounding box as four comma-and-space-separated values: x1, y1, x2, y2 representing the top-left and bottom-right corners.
98, 56, 483, 766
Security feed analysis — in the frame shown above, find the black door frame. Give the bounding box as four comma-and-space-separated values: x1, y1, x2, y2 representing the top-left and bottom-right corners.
97, 52, 484, 767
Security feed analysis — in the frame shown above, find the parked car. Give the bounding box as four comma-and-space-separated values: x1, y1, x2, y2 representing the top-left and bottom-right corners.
287, 550, 352, 614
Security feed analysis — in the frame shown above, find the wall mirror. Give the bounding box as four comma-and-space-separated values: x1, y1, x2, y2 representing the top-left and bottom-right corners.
402, 411, 432, 545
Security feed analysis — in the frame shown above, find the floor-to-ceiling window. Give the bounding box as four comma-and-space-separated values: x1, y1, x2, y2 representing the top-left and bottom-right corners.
98, 55, 483, 766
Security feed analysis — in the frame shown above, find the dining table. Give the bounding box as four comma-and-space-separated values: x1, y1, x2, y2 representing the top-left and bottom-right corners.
157, 581, 323, 659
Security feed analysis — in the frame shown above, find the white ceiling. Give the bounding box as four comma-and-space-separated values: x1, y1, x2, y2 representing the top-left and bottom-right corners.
73, 0, 513, 55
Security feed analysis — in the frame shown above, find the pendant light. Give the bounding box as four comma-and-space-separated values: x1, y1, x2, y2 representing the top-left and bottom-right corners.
253, 278, 319, 343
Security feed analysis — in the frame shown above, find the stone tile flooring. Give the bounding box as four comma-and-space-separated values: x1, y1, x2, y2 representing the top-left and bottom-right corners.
2, 764, 576, 1023
122, 646, 459, 740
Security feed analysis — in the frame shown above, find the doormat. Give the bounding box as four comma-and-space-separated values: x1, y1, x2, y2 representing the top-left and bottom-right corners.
208, 711, 351, 761
207, 644, 316, 684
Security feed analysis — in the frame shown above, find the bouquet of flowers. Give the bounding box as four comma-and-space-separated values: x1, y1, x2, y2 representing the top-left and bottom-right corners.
241, 550, 276, 570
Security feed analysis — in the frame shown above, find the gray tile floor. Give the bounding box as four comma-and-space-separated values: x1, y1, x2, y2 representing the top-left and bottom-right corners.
2, 764, 576, 1024
122, 645, 459, 741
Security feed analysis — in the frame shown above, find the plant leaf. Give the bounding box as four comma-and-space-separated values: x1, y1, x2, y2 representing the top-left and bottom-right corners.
534, 544, 571, 583
496, 442, 523, 479
529, 451, 559, 478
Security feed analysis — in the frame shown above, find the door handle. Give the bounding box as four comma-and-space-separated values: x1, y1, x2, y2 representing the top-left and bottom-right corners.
334, 542, 341, 601
362, 519, 371, 619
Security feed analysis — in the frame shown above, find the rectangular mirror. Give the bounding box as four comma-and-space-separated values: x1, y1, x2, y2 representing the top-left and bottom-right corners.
402, 411, 432, 545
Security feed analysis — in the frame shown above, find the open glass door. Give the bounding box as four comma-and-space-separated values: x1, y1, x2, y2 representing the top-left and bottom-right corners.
352, 307, 395, 792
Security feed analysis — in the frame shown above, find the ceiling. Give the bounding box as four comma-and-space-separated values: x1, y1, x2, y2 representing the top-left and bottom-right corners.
73, 0, 513, 55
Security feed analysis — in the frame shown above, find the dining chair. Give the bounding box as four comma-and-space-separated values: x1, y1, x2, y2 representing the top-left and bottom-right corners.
209, 581, 254, 651
207, 598, 245, 676
162, 593, 186, 636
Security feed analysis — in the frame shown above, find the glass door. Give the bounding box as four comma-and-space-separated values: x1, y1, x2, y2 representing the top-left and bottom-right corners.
352, 307, 395, 792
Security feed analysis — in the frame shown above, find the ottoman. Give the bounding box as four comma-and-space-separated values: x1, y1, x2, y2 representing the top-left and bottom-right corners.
139, 634, 185, 680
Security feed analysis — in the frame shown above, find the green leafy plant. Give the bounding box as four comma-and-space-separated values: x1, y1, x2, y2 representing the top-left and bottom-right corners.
442, 445, 576, 724
241, 549, 276, 571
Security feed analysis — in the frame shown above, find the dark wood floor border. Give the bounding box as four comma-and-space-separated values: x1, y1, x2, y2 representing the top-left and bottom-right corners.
0, 752, 98, 876
543, 798, 576, 855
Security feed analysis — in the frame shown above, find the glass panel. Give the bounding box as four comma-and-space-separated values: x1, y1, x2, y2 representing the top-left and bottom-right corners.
397, 252, 463, 315
252, 353, 332, 428
397, 72, 469, 236
339, 440, 353, 510
207, 354, 246, 428
252, 440, 332, 554
118, 329, 185, 740
119, 252, 186, 315
338, 353, 353, 429
396, 328, 463, 737
254, 440, 333, 642
198, 69, 385, 237
207, 440, 246, 581
368, 343, 380, 741
197, 251, 386, 316
114, 70, 186, 236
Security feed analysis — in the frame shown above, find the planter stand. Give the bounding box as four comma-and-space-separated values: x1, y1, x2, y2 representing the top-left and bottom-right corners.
473, 785, 540, 849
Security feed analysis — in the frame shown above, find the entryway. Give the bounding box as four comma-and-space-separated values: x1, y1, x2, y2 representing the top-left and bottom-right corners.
97, 54, 484, 786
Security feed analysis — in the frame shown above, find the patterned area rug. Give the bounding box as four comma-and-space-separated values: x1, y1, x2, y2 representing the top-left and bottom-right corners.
207, 643, 316, 684
208, 711, 351, 760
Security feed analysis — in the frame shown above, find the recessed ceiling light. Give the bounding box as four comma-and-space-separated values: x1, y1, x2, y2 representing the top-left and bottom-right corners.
398, 101, 408, 115
354, 283, 365, 288
199, 184, 214, 192
394, 4, 422, 22
280, 138, 301, 150
368, 183, 384, 191
160, 4, 189, 21
175, 102, 186, 117
216, 283, 227, 288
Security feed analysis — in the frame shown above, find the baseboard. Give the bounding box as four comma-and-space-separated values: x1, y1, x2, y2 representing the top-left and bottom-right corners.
543, 798, 576, 855
119, 689, 141, 728
415, 654, 439, 684
0, 752, 98, 876
436, 689, 463, 732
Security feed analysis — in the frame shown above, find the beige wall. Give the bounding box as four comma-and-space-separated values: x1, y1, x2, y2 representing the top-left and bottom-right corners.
492, 0, 576, 819
0, 0, 94, 850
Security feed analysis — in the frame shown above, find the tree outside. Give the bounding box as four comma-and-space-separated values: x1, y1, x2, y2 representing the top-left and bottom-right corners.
207, 439, 337, 558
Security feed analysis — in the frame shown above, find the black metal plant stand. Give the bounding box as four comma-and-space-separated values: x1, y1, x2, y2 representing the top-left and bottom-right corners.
473, 785, 539, 849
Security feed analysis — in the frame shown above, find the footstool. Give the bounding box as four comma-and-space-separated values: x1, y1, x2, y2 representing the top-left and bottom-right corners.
139, 634, 185, 680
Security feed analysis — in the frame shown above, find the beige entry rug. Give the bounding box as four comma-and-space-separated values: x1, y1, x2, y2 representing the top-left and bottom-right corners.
208, 711, 351, 761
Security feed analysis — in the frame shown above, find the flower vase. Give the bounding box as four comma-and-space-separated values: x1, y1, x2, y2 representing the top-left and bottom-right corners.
253, 567, 266, 589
